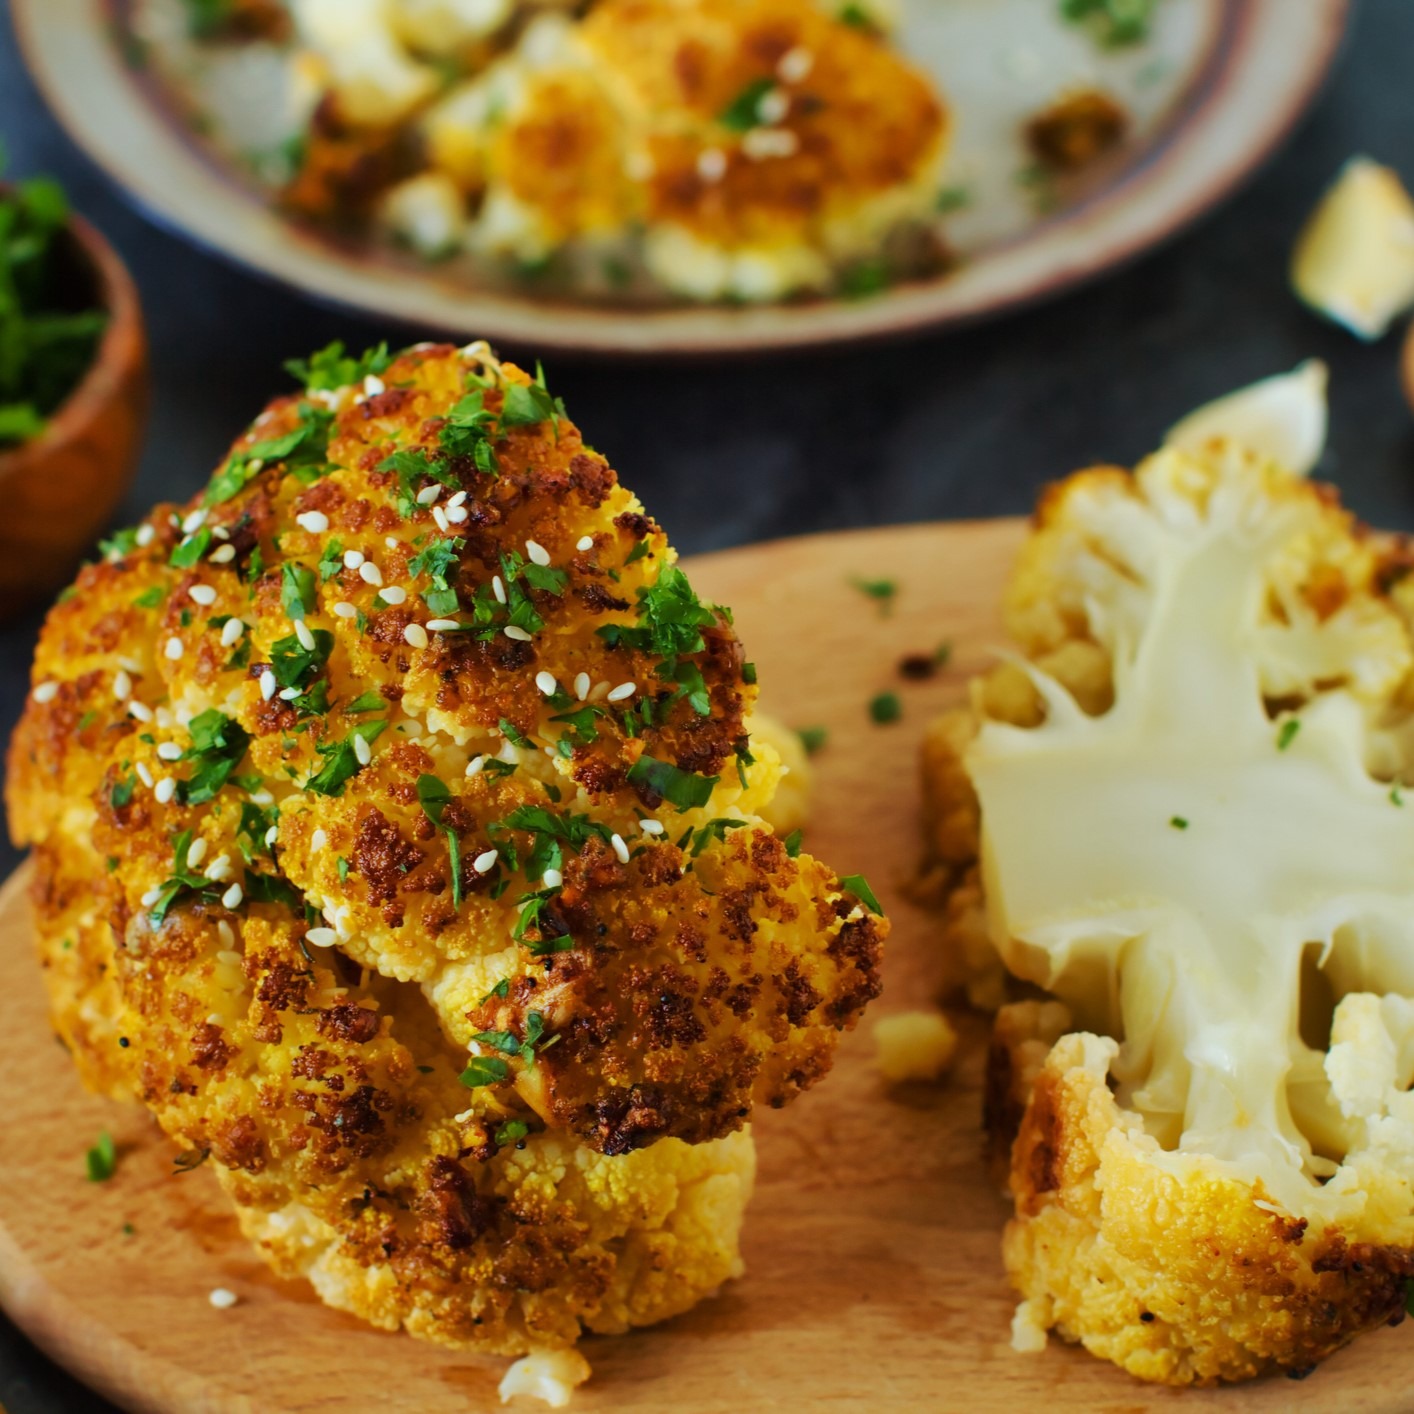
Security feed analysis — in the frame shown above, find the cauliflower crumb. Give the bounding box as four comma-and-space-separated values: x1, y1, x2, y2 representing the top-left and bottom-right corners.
1010, 1299, 1049, 1354
498, 1349, 591, 1408
874, 1010, 957, 1084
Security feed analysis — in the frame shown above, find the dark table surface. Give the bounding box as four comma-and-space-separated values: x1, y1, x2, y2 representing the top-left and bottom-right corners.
2, 1, 1413, 1408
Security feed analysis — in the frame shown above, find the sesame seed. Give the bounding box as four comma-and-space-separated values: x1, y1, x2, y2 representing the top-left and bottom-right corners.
211, 525, 230, 541
473, 849, 498, 874
417, 484, 441, 506
188, 584, 217, 606
135, 524, 155, 547
333, 601, 358, 619
220, 618, 245, 647
640, 819, 665, 835
503, 625, 532, 642
492, 575, 506, 604
248, 458, 264, 473
165, 636, 184, 661
260, 670, 276, 701
217, 921, 235, 947
296, 511, 330, 534
294, 620, 316, 652
32, 680, 61, 706
359, 562, 383, 587
432, 507, 450, 532
221, 883, 243, 910
278, 687, 300, 701
590, 681, 610, 701
208, 1288, 238, 1310
542, 868, 563, 889
778, 45, 813, 82
535, 671, 558, 696
743, 127, 799, 160
757, 88, 789, 124
128, 701, 153, 723
157, 742, 183, 761
465, 756, 485, 776
403, 623, 429, 649
205, 854, 233, 882
209, 543, 236, 564
576, 535, 594, 552
526, 539, 550, 566
264, 826, 278, 846
572, 672, 590, 701
311, 829, 328, 851
182, 508, 208, 535
154, 778, 177, 804
343, 549, 365, 570
610, 833, 630, 864
446, 505, 468, 524
140, 887, 162, 907
385, 536, 399, 550
697, 147, 727, 182
186, 837, 208, 868
119, 655, 142, 674
365, 374, 386, 396
136, 762, 154, 788
426, 618, 460, 632
607, 682, 636, 702
353, 734, 373, 767
113, 670, 133, 700
248, 789, 274, 806
305, 927, 337, 948
447, 490, 467, 509
380, 586, 407, 605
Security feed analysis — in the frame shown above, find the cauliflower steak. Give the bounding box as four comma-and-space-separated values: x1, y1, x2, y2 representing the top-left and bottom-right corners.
7, 339, 884, 1355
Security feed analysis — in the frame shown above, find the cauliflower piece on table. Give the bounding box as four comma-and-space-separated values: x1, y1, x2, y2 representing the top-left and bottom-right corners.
926, 365, 1414, 1384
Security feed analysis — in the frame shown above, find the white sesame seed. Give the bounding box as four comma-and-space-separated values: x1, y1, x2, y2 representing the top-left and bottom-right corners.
542, 868, 565, 891
136, 761, 155, 787
221, 884, 243, 910
165, 636, 184, 661
343, 549, 365, 570
573, 672, 590, 701
640, 818, 665, 835
186, 837, 208, 868
305, 927, 337, 948
260, 670, 276, 701
575, 536, 594, 553
417, 484, 441, 506
211, 525, 230, 541
380, 586, 407, 605
697, 147, 727, 183
188, 584, 217, 606
140, 887, 162, 907
743, 127, 799, 161
248, 458, 264, 473
385, 536, 399, 550
778, 46, 813, 82
311, 828, 328, 851
248, 789, 274, 806
473, 849, 498, 874
359, 562, 383, 586
446, 506, 468, 524
611, 833, 630, 864
278, 687, 300, 701
403, 623, 429, 649
209, 543, 236, 564
447, 491, 468, 509
526, 539, 551, 566
264, 826, 278, 846
154, 777, 177, 805
118, 655, 142, 674
353, 734, 372, 767
182, 508, 208, 535
296, 511, 330, 534
503, 625, 532, 642
432, 507, 450, 532
113, 670, 133, 700
757, 88, 790, 124
221, 618, 245, 647
205, 854, 233, 882
128, 701, 153, 723
135, 524, 155, 547
157, 742, 183, 761
32, 681, 60, 705
465, 755, 485, 776
294, 620, 316, 651
208, 1287, 238, 1310
426, 618, 460, 632
492, 575, 506, 604
590, 681, 611, 701
218, 921, 235, 948
607, 682, 636, 702
333, 601, 358, 619
535, 671, 558, 697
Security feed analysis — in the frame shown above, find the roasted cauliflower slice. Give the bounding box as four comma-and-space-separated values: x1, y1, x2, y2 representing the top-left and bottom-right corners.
926, 367, 1414, 1383
7, 339, 883, 1357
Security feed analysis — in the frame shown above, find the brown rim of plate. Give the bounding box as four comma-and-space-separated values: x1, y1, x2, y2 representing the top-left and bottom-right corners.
13, 0, 1350, 358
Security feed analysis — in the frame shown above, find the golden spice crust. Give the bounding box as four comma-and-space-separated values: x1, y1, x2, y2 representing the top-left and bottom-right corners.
8, 340, 883, 1352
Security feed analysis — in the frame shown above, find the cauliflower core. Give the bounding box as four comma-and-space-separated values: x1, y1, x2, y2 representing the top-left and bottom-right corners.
930, 368, 1414, 1383
7, 340, 884, 1356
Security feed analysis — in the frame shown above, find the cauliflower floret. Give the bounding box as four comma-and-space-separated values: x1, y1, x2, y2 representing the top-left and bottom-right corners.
927, 366, 1414, 1384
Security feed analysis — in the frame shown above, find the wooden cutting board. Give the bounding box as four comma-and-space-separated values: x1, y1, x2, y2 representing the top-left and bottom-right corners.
0, 520, 1408, 1413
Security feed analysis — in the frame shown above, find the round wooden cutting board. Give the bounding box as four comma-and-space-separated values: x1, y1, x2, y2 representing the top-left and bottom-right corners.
0, 520, 1408, 1412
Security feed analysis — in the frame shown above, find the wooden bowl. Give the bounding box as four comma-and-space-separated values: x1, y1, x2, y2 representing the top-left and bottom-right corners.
0, 206, 148, 617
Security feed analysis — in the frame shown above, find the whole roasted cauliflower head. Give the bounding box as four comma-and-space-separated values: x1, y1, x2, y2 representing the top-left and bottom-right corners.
926, 367, 1414, 1384
7, 339, 884, 1355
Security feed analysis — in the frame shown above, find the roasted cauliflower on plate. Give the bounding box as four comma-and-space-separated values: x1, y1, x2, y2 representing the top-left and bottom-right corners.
925, 365, 1414, 1384
6, 339, 884, 1364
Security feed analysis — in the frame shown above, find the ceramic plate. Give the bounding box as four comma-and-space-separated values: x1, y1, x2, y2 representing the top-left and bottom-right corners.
14, 0, 1347, 354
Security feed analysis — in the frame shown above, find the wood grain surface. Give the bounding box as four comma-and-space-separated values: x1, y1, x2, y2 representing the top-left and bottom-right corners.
0, 520, 1409, 1412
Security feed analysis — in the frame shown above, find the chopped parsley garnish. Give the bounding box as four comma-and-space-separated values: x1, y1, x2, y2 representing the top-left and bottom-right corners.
281, 562, 316, 620
459, 1056, 511, 1087
243, 869, 303, 909
236, 800, 276, 863
688, 818, 747, 857
172, 1147, 211, 1174
438, 391, 499, 476
550, 703, 607, 746
149, 829, 222, 927
85, 1130, 116, 1183
269, 628, 333, 689
317, 537, 345, 582
838, 873, 883, 915
597, 565, 719, 686
1276, 719, 1300, 751
343, 690, 385, 715
840, 259, 890, 300
796, 726, 828, 755
499, 718, 532, 748
284, 340, 391, 393
305, 719, 387, 796
1059, 0, 1157, 46
624, 538, 651, 567
178, 710, 251, 806
869, 692, 902, 725
499, 362, 565, 437
1393, 786, 1404, 808
719, 77, 775, 132
783, 829, 803, 858
742, 661, 758, 685
935, 184, 973, 214
626, 754, 718, 811
495, 1120, 529, 1146
380, 447, 461, 518
204, 405, 332, 506
410, 536, 463, 616
109, 771, 136, 810
416, 773, 464, 907
472, 1010, 555, 1070
851, 576, 897, 613
170, 527, 212, 568
133, 586, 165, 609
1170, 816, 1189, 831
